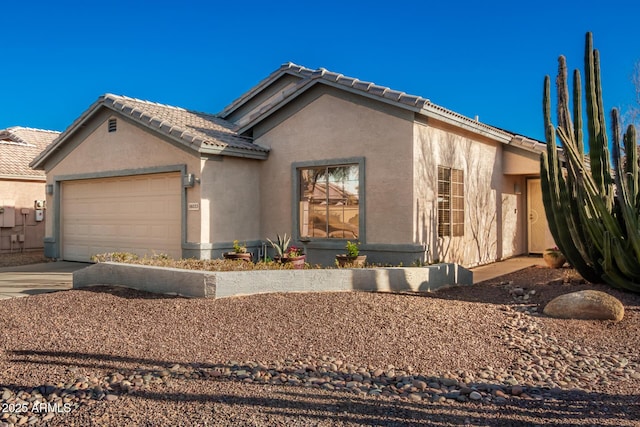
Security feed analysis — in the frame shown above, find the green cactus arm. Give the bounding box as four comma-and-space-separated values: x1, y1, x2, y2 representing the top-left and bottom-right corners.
541, 147, 601, 282
584, 33, 612, 200
623, 124, 638, 203
561, 135, 623, 238
573, 70, 584, 156
602, 233, 640, 291
556, 56, 574, 137
611, 238, 640, 281
611, 113, 640, 261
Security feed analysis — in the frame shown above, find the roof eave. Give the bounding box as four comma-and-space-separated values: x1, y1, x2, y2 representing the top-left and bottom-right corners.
508, 135, 547, 153
237, 79, 425, 134
0, 174, 46, 181
30, 98, 263, 169
419, 106, 513, 143
199, 145, 269, 160
237, 78, 515, 144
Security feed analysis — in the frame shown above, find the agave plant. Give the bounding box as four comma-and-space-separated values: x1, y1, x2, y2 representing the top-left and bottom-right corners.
266, 233, 291, 258
540, 32, 640, 293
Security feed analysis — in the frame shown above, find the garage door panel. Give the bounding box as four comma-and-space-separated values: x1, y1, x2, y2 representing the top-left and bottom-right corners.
62, 173, 182, 262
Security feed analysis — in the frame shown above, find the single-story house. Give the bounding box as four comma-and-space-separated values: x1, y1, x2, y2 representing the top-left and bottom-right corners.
30, 63, 556, 266
1, 127, 59, 253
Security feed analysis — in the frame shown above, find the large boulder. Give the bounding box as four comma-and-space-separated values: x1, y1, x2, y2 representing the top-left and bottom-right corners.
543, 290, 624, 321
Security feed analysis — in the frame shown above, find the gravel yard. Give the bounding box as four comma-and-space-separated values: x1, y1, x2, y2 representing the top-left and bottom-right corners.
0, 263, 638, 426
0, 252, 50, 268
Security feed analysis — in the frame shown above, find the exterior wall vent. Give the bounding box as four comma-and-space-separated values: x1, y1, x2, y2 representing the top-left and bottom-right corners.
108, 118, 117, 133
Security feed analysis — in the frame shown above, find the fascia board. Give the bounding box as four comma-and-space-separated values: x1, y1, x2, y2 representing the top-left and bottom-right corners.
199, 145, 268, 160
419, 106, 513, 144
236, 79, 424, 134
509, 135, 548, 153
238, 78, 515, 146
0, 174, 45, 181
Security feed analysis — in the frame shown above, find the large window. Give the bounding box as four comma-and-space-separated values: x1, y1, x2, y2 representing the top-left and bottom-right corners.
298, 164, 360, 239
438, 166, 464, 237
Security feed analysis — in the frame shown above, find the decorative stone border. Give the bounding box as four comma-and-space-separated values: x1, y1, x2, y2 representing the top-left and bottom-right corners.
73, 262, 473, 298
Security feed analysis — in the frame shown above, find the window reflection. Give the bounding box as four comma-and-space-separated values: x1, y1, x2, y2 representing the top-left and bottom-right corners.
299, 165, 359, 239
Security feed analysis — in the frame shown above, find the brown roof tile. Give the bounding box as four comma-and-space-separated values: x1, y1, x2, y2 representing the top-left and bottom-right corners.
225, 63, 515, 142
101, 95, 267, 154
32, 95, 269, 168
0, 127, 59, 178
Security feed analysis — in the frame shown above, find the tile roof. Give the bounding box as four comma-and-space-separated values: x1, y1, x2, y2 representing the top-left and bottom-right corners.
101, 95, 266, 154
225, 63, 520, 144
0, 127, 59, 178
31, 94, 269, 168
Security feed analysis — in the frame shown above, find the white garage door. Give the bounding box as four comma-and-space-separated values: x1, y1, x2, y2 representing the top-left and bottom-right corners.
61, 173, 182, 262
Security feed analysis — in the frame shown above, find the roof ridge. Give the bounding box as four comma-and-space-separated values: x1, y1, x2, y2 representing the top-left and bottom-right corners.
102, 93, 219, 119
293, 65, 513, 138
5, 126, 60, 134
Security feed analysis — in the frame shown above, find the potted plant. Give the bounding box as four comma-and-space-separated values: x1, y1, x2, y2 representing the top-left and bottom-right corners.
336, 241, 367, 267
223, 240, 253, 262
267, 233, 306, 269
543, 247, 566, 268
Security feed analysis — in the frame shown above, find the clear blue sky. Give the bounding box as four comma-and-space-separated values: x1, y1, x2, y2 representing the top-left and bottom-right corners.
1, 0, 638, 142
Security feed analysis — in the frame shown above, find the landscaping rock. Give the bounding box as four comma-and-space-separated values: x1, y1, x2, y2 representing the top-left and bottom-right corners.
543, 290, 624, 321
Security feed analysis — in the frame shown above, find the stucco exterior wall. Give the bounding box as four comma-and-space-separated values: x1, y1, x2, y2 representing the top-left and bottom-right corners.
0, 179, 46, 252
43, 115, 202, 245
199, 156, 261, 245
414, 120, 525, 267
254, 89, 415, 248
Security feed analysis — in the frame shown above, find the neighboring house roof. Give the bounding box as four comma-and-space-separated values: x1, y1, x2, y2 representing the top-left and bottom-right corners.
0, 127, 59, 179
31, 94, 269, 169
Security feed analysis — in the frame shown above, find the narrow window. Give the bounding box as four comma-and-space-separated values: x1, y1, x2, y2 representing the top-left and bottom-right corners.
108, 118, 117, 133
298, 164, 360, 239
438, 166, 464, 237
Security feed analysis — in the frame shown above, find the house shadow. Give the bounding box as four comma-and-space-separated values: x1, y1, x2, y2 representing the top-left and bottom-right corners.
75, 285, 190, 300
349, 264, 469, 296
4, 350, 639, 426
426, 267, 640, 311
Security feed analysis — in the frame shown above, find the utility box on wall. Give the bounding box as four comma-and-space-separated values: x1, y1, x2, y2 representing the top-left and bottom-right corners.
0, 200, 16, 228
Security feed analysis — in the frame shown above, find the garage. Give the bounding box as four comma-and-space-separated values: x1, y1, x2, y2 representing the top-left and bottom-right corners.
61, 172, 182, 262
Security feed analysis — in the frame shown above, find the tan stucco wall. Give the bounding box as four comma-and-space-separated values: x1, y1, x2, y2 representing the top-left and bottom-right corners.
503, 145, 541, 174
254, 90, 415, 243
44, 115, 202, 243
413, 120, 527, 267
0, 179, 46, 252
199, 156, 261, 243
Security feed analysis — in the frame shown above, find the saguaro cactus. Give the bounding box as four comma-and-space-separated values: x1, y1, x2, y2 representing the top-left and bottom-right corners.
540, 32, 640, 292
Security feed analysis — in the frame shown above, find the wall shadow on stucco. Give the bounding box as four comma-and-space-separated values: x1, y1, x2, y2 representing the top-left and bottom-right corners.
414, 126, 504, 267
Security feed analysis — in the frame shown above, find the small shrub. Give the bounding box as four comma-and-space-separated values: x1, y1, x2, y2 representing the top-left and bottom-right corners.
91, 252, 139, 263
345, 241, 360, 257
232, 240, 247, 254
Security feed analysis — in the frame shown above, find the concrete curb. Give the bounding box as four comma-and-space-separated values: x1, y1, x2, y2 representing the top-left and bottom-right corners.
73, 262, 473, 298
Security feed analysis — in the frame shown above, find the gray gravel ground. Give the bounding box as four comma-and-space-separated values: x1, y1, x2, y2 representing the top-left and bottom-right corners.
0, 252, 50, 268
0, 264, 638, 426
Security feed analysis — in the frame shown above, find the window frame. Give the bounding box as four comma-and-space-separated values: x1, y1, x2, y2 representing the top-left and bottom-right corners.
437, 165, 464, 237
292, 157, 366, 243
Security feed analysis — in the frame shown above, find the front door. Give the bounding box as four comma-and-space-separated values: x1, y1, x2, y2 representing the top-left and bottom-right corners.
527, 179, 556, 253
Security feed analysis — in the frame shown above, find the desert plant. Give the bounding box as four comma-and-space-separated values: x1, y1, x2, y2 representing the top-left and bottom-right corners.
540, 32, 640, 292
266, 233, 291, 258
232, 240, 247, 254
345, 241, 360, 257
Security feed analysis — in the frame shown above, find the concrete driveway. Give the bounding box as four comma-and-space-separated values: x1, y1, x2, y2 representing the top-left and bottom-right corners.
0, 262, 91, 300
